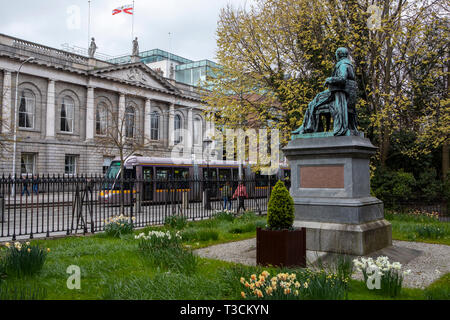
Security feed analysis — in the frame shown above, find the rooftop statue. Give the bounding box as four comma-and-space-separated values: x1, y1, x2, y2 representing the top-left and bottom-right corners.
132, 37, 139, 56
88, 38, 97, 58
292, 47, 359, 138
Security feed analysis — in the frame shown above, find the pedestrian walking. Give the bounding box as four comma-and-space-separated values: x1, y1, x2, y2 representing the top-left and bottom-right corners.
21, 176, 30, 196
232, 181, 248, 214
221, 181, 232, 211
32, 174, 39, 195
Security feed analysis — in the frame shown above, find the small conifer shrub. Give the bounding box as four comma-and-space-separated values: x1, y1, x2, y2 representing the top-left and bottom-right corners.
267, 180, 294, 230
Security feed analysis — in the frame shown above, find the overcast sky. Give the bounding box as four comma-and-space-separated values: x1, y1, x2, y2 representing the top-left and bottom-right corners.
0, 0, 255, 62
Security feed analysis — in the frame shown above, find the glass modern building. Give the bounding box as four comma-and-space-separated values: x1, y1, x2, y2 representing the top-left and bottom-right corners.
108, 49, 220, 87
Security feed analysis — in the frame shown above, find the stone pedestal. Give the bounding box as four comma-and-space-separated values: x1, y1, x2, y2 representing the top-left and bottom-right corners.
131, 55, 140, 63
283, 135, 392, 255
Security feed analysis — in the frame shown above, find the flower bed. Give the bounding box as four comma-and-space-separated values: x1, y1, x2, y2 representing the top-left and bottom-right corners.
353, 256, 411, 297
1, 242, 50, 277
104, 215, 135, 238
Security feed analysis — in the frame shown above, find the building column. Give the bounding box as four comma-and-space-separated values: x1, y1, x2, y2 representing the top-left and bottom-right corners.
85, 86, 95, 141
144, 99, 151, 142
168, 103, 175, 147
206, 113, 217, 159
45, 79, 56, 139
2, 70, 12, 134
118, 94, 126, 141
186, 107, 193, 152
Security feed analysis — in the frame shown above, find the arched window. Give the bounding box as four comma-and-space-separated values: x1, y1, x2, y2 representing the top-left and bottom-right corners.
96, 103, 107, 135
150, 111, 160, 140
193, 116, 202, 145
125, 106, 135, 138
174, 114, 182, 144
60, 96, 74, 132
18, 89, 35, 129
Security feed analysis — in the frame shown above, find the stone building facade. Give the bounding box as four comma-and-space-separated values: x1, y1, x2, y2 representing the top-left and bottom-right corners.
0, 33, 215, 175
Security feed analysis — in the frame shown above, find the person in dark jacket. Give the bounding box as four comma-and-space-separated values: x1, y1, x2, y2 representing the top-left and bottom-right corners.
21, 176, 30, 196
32, 174, 39, 195
221, 181, 232, 211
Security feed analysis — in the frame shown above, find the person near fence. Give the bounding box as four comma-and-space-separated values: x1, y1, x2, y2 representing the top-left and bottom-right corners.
32, 174, 39, 195
221, 181, 232, 211
21, 176, 30, 196
233, 182, 248, 214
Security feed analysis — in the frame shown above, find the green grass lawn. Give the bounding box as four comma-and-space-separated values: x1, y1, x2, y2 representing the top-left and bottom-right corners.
385, 211, 450, 245
0, 211, 449, 300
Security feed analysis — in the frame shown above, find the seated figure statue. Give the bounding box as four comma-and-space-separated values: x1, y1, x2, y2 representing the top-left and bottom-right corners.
292, 47, 359, 136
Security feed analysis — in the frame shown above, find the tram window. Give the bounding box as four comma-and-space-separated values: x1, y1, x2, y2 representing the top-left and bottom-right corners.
203, 168, 217, 180
124, 168, 135, 179
143, 167, 153, 180
255, 172, 276, 187
174, 168, 189, 180
156, 167, 172, 189
156, 167, 172, 180
283, 170, 291, 179
232, 169, 239, 180
219, 169, 232, 181
174, 168, 189, 188
105, 161, 121, 180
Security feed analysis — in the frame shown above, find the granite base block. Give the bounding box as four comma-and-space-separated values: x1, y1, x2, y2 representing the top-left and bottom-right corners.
293, 219, 392, 256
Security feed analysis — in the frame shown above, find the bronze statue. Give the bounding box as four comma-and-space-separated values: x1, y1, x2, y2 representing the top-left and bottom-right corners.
292, 47, 359, 137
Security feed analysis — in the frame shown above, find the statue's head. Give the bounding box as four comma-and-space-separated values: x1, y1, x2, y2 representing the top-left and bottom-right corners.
335, 47, 348, 61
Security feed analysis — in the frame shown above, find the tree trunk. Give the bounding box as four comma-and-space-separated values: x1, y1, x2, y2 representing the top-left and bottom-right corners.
443, 143, 449, 179
379, 126, 390, 167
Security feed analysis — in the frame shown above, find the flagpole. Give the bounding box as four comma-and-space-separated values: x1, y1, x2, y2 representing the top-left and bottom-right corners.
132, 0, 135, 41
88, 0, 91, 50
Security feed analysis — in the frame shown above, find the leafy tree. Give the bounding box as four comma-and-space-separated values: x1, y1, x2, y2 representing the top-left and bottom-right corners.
204, 0, 449, 168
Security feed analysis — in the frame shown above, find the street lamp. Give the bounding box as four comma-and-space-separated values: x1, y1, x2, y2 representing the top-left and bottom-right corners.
11, 56, 35, 196
203, 137, 213, 210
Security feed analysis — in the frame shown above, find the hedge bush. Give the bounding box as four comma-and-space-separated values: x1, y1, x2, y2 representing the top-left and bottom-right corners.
267, 180, 294, 230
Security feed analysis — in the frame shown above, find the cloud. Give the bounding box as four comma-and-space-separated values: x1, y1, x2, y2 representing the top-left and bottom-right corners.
0, 0, 254, 62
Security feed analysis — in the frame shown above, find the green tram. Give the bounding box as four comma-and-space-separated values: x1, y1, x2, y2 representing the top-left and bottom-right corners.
100, 156, 290, 204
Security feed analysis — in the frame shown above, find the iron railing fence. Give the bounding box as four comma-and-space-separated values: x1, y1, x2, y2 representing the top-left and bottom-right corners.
0, 174, 288, 241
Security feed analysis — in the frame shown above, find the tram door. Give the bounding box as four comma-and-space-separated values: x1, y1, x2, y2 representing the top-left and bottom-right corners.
143, 167, 153, 201
203, 167, 218, 198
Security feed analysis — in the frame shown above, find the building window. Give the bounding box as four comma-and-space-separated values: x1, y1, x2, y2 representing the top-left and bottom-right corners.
174, 114, 182, 144
125, 106, 135, 138
193, 116, 202, 145
18, 90, 35, 129
60, 96, 74, 133
150, 111, 160, 140
65, 155, 77, 175
20, 153, 35, 175
96, 103, 107, 135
